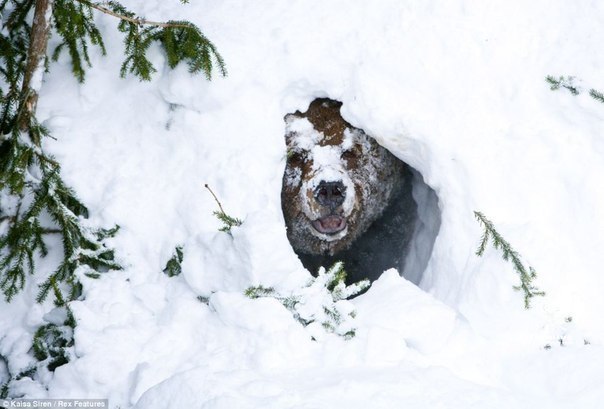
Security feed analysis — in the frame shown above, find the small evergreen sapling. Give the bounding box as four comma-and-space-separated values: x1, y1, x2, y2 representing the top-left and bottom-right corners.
0, 0, 225, 392
474, 211, 545, 309
204, 184, 242, 234
1, 0, 227, 304
246, 262, 370, 339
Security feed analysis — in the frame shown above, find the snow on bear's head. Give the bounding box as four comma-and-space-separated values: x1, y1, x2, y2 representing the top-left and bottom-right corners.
282, 98, 405, 257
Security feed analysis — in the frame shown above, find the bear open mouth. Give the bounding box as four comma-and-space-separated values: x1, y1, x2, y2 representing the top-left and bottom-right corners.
312, 215, 347, 235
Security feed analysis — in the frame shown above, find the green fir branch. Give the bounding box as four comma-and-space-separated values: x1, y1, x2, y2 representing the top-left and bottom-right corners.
162, 245, 184, 277
474, 211, 545, 309
78, 0, 227, 82
546, 75, 604, 108
245, 285, 277, 299
158, 20, 227, 79
52, 0, 107, 83
325, 261, 346, 293
213, 211, 243, 233
0, 151, 122, 303
31, 280, 77, 372
32, 319, 74, 371
245, 262, 369, 339
204, 184, 243, 234
545, 75, 579, 95
589, 89, 604, 104
1, 0, 229, 83
118, 24, 158, 81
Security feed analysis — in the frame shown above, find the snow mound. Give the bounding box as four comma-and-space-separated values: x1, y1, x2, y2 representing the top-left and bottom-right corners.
2, 0, 604, 407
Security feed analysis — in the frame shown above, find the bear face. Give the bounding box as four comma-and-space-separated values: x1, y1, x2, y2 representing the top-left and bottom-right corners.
282, 98, 417, 282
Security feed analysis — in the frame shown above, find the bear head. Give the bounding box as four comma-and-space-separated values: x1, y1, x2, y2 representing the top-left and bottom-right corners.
282, 98, 405, 257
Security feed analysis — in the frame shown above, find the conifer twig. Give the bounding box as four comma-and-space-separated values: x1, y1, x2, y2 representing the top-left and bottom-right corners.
41, 228, 61, 234
545, 75, 579, 95
204, 184, 242, 233
474, 211, 545, 309
589, 89, 604, 104
546, 75, 604, 107
204, 183, 227, 216
245, 262, 368, 339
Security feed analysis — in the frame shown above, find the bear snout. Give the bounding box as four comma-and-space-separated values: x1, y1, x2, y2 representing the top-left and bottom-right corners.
314, 181, 346, 209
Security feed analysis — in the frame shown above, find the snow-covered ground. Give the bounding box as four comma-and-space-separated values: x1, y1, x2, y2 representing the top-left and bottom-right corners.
3, 0, 604, 407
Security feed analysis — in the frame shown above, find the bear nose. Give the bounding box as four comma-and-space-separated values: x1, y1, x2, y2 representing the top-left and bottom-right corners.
315, 181, 346, 208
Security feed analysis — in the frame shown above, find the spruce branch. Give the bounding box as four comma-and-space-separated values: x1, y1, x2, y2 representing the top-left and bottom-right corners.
0, 158, 122, 303
546, 75, 604, 108
52, 0, 106, 83
245, 262, 369, 339
32, 0, 229, 82
245, 285, 277, 299
31, 304, 75, 371
67, 0, 227, 81
158, 20, 226, 79
324, 261, 369, 301
474, 211, 545, 309
589, 89, 604, 104
162, 245, 184, 277
545, 75, 579, 95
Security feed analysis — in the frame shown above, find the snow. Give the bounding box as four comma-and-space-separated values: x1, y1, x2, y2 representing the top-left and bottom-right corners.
2, 0, 604, 407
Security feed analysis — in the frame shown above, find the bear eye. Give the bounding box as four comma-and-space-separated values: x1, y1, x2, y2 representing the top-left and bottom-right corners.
341, 150, 358, 161
287, 150, 306, 165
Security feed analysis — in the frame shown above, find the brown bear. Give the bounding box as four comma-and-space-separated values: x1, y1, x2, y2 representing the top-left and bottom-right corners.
281, 98, 417, 284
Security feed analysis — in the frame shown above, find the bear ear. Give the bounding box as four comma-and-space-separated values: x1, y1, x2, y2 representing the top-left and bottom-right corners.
284, 113, 297, 123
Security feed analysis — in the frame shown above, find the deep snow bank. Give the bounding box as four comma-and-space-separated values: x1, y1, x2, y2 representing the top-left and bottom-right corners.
2, 0, 604, 407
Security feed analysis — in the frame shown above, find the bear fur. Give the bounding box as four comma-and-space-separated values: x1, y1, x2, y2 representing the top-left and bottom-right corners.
281, 98, 417, 284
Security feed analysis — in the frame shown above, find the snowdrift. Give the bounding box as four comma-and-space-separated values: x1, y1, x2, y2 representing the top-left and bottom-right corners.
2, 0, 604, 407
